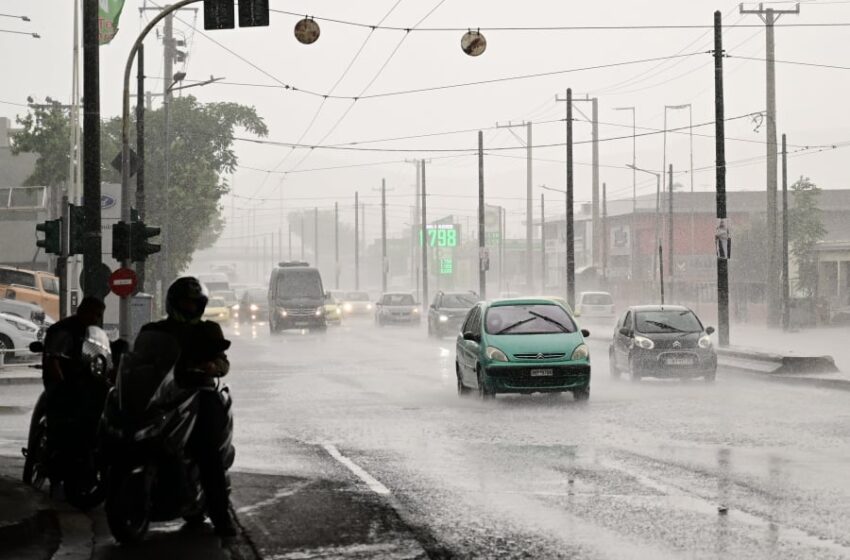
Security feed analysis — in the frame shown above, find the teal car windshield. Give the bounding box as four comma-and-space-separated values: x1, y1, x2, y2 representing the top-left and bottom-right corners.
635, 310, 702, 333
485, 304, 577, 335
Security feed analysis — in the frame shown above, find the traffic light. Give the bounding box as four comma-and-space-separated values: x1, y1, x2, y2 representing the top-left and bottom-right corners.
36, 219, 61, 255
238, 0, 269, 27
130, 221, 161, 262
112, 221, 131, 261
203, 0, 235, 30
68, 204, 85, 256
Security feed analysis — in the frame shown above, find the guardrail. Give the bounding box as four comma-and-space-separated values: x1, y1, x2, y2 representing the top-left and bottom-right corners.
0, 348, 39, 368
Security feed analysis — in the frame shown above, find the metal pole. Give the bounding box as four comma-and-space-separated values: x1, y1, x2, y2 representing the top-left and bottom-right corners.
162, 12, 174, 288
136, 45, 146, 292
782, 134, 790, 331
540, 193, 546, 293
689, 105, 695, 282
526, 122, 533, 291
59, 195, 69, 319
421, 161, 429, 310
499, 206, 504, 296
413, 160, 421, 301
591, 97, 599, 268
335, 201, 339, 289
765, 8, 780, 328
314, 207, 319, 268
566, 89, 576, 309
478, 131, 486, 299
659, 244, 665, 305
354, 192, 360, 290
83, 0, 102, 304
602, 183, 608, 282
381, 179, 387, 293
714, 10, 730, 347
668, 164, 674, 301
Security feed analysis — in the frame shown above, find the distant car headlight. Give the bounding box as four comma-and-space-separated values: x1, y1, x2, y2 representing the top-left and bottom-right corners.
412, 308, 419, 314
438, 314, 449, 322
232, 304, 240, 311
698, 335, 713, 349
486, 346, 509, 362
634, 335, 655, 350
343, 303, 353, 312
250, 304, 259, 312
315, 306, 324, 316
571, 343, 589, 361
366, 303, 373, 310
335, 308, 342, 315
279, 309, 288, 317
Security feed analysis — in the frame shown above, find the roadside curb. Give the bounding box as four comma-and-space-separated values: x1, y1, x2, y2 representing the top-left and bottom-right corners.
0, 476, 60, 559
0, 364, 41, 385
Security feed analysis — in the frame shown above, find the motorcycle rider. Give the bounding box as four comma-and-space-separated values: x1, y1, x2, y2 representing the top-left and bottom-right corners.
40, 296, 108, 493
139, 277, 236, 536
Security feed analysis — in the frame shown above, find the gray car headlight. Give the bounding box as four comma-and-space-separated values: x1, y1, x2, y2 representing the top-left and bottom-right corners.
571, 343, 589, 361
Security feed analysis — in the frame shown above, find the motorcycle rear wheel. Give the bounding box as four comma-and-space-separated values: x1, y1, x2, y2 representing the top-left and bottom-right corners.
64, 466, 106, 511
106, 468, 151, 544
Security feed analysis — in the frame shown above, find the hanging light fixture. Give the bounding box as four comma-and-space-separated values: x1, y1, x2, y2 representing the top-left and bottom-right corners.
294, 16, 320, 45
461, 29, 486, 56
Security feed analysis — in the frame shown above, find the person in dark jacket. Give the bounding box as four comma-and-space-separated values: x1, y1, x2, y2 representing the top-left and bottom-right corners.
140, 277, 236, 536
42, 297, 105, 389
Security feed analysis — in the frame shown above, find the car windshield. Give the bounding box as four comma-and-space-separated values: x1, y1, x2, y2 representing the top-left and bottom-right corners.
582, 293, 613, 305
276, 270, 323, 299
0, 269, 36, 288
485, 304, 577, 335
635, 310, 702, 333
441, 294, 478, 308
208, 298, 226, 308
382, 294, 415, 306
346, 292, 370, 301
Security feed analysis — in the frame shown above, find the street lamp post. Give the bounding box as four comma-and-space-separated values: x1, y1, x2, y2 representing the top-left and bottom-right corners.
627, 164, 663, 303
664, 103, 694, 286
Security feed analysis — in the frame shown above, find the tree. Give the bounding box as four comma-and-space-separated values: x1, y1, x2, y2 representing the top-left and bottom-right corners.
12, 95, 268, 281
789, 176, 826, 298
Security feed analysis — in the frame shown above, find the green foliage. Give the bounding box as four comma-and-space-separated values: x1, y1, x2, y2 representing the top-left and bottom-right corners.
12, 95, 267, 281
11, 100, 72, 187
789, 176, 826, 298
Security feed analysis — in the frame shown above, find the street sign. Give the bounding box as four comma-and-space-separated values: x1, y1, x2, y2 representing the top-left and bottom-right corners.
80, 264, 113, 300
110, 149, 138, 176
109, 268, 138, 298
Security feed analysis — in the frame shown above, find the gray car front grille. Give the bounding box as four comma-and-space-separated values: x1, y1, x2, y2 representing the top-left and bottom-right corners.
513, 352, 567, 360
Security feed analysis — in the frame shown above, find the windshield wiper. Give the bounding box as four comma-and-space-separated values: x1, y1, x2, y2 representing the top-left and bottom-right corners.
528, 311, 570, 332
496, 316, 537, 334
644, 320, 684, 332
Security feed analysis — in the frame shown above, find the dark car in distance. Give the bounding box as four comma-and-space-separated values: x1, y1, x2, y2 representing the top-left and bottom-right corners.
609, 305, 717, 382
428, 291, 479, 338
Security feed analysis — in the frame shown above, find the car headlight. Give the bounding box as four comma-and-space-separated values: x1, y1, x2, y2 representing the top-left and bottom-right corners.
486, 346, 509, 362
5, 318, 36, 333
279, 309, 288, 317
438, 314, 449, 322
315, 307, 324, 316
336, 308, 342, 315
232, 304, 240, 311
366, 303, 373, 310
343, 303, 353, 312
634, 335, 655, 350
698, 335, 713, 349
412, 308, 419, 314
571, 343, 589, 361
250, 304, 259, 312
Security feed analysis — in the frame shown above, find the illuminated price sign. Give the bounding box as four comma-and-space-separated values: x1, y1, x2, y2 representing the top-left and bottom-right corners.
420, 224, 458, 248
440, 257, 453, 275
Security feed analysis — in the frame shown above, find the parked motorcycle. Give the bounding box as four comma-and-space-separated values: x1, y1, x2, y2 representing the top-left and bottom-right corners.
100, 330, 235, 543
22, 327, 113, 510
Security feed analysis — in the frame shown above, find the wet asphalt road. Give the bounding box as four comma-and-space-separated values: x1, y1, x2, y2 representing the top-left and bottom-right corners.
3, 318, 850, 559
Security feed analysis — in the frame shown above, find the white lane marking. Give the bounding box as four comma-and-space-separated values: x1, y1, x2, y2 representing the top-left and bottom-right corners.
236, 481, 312, 515
322, 444, 391, 496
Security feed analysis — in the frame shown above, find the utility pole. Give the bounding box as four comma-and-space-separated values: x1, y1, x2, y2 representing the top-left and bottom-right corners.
334, 201, 339, 289
82, 0, 102, 301
668, 163, 675, 301
354, 192, 360, 290
314, 206, 319, 269
602, 183, 608, 282
381, 179, 387, 293
659, 245, 665, 305
781, 134, 790, 331
495, 121, 533, 291
566, 90, 576, 309
421, 161, 429, 309
478, 131, 486, 299
161, 11, 175, 288
136, 45, 146, 292
740, 2, 799, 328
540, 193, 546, 293
714, 10, 730, 347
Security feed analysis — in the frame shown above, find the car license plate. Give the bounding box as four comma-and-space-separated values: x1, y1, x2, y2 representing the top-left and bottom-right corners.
530, 369, 554, 377
666, 357, 694, 366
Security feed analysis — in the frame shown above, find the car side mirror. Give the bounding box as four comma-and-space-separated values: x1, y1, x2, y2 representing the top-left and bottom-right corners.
462, 331, 478, 342
619, 327, 632, 337
29, 341, 44, 353
705, 326, 715, 335
581, 328, 590, 338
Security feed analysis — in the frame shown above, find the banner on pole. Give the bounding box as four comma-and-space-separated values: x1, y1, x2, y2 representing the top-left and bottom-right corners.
99, 0, 126, 44
715, 219, 732, 260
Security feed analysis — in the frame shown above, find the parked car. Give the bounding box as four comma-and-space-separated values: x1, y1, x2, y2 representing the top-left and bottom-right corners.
0, 266, 59, 322
234, 287, 268, 323
575, 291, 615, 323
427, 291, 478, 338
0, 298, 49, 326
455, 298, 591, 401
0, 312, 43, 359
202, 297, 231, 324
375, 292, 420, 326
341, 291, 373, 316
609, 305, 716, 383
324, 294, 343, 325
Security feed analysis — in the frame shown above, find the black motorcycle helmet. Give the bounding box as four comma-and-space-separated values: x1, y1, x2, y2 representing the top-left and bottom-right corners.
166, 276, 209, 323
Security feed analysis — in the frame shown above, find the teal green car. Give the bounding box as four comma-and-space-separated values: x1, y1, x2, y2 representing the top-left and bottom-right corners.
455, 298, 591, 401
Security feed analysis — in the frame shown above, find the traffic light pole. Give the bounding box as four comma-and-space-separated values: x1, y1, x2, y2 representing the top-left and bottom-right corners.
83, 0, 103, 303
59, 196, 69, 319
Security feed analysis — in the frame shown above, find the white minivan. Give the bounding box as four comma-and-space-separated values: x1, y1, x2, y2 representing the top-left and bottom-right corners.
575, 291, 616, 323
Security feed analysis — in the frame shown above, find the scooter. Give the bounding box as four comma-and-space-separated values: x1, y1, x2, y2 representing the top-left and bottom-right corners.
22, 327, 113, 510
99, 330, 234, 543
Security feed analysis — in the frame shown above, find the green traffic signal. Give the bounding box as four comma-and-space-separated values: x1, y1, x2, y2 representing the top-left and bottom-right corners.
35, 219, 61, 255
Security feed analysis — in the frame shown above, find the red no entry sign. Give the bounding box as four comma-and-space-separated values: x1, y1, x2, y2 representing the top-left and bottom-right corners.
109, 268, 138, 298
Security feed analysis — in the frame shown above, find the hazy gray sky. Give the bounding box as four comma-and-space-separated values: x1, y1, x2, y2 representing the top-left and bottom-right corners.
2, 0, 849, 241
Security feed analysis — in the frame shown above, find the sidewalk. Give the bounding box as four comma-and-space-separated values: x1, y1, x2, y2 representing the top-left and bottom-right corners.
0, 362, 41, 385
0, 472, 59, 560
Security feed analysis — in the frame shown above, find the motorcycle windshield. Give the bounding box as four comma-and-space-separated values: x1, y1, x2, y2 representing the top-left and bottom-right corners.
117, 331, 181, 416
82, 326, 113, 374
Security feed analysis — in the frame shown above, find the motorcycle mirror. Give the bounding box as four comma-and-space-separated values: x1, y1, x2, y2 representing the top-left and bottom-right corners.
28, 341, 44, 353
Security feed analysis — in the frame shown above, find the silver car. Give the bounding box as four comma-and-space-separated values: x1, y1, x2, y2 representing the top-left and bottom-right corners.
375, 292, 421, 326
